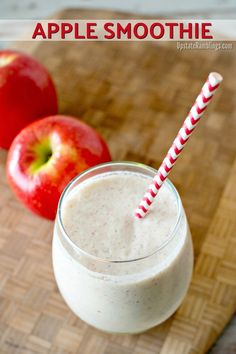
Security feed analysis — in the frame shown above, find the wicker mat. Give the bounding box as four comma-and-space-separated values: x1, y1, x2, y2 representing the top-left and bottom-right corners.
0, 8, 235, 354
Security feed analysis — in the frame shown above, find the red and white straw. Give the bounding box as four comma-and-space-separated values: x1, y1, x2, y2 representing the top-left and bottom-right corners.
135, 72, 223, 219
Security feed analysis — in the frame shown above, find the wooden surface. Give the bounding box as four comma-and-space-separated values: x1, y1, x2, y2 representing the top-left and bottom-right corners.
1, 8, 236, 354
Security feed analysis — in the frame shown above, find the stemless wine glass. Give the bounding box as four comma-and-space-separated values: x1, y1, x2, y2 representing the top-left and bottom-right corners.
52, 162, 193, 334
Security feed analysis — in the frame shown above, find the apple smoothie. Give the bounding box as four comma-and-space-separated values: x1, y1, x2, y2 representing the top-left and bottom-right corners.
52, 162, 193, 333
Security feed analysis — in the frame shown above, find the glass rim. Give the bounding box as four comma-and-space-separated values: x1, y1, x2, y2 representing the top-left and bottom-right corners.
57, 161, 182, 264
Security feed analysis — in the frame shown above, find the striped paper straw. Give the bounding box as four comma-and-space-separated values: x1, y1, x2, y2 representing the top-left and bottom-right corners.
135, 72, 223, 219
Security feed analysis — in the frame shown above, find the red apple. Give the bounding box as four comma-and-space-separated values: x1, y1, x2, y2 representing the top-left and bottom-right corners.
6, 115, 111, 220
0, 49, 58, 149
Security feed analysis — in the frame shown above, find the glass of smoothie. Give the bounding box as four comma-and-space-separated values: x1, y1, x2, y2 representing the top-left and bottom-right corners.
52, 161, 193, 334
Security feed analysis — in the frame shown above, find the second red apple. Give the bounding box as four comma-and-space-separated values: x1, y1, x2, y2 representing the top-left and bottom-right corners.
0, 50, 58, 149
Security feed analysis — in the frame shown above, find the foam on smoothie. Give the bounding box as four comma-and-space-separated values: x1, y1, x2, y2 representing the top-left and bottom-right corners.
61, 172, 178, 261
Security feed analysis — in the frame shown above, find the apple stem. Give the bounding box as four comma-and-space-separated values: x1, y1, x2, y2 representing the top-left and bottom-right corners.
29, 138, 53, 174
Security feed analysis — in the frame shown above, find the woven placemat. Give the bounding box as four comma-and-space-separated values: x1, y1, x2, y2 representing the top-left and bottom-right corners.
0, 9, 235, 354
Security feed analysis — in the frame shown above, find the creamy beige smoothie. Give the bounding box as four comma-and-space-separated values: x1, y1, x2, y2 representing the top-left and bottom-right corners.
52, 162, 193, 333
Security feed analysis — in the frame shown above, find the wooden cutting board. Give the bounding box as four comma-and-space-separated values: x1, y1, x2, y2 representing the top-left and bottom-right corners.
0, 8, 236, 354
